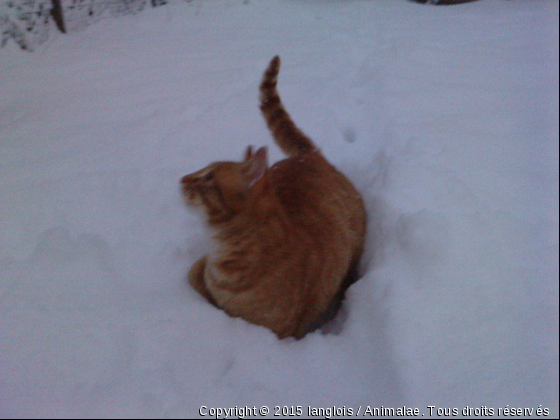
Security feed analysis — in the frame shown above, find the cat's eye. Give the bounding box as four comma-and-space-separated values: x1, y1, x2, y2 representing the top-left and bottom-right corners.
203, 172, 214, 182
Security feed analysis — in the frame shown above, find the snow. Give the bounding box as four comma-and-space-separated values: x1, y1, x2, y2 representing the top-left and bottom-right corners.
1, 0, 558, 417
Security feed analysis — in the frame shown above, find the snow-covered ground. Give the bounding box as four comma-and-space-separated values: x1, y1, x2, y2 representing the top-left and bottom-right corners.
1, 1, 558, 418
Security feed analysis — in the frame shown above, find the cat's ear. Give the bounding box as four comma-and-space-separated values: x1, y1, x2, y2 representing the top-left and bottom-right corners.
244, 145, 253, 161
245, 147, 268, 186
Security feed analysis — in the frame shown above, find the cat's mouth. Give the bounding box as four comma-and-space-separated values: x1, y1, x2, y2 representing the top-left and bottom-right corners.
180, 175, 202, 206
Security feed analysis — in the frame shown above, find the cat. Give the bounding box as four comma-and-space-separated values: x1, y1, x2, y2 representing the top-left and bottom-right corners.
181, 56, 366, 339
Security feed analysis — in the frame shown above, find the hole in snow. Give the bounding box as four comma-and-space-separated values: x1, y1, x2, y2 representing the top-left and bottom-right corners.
342, 127, 357, 143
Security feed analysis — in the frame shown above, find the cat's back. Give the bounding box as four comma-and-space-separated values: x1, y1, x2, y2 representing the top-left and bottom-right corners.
270, 151, 365, 246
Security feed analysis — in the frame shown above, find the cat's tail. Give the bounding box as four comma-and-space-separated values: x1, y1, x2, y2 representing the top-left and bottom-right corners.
260, 56, 316, 157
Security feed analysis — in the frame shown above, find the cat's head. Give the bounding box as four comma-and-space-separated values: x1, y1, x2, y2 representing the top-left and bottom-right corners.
181, 146, 268, 223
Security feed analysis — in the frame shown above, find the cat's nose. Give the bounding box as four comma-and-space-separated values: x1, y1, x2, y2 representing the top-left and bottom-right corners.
181, 175, 194, 185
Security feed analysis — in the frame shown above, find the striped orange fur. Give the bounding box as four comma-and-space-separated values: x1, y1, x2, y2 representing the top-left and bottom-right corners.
181, 56, 366, 339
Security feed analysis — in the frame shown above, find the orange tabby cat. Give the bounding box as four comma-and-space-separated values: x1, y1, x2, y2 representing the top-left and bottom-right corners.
181, 56, 366, 339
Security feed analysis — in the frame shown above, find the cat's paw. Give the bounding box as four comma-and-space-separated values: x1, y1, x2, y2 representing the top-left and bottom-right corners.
188, 257, 216, 305
188, 257, 206, 287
